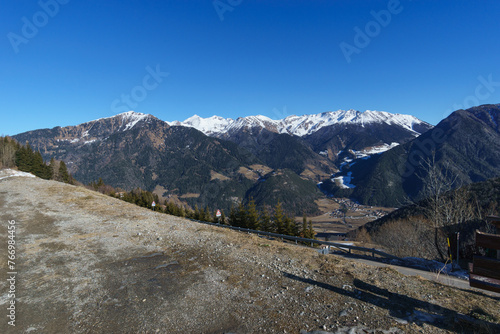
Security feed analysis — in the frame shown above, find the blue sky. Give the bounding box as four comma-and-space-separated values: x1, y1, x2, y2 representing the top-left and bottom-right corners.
1, 0, 499, 135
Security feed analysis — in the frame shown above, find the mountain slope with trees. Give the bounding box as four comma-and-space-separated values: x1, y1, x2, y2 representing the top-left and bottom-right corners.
12, 113, 321, 214
323, 104, 500, 207
0, 136, 74, 184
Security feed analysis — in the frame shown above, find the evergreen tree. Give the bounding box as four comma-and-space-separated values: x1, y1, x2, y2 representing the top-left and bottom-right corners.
301, 213, 308, 238
228, 205, 237, 226
165, 200, 175, 215
236, 202, 248, 228
179, 205, 186, 218
203, 205, 211, 222
15, 143, 33, 172
273, 201, 285, 234
58, 160, 71, 183
307, 220, 315, 239
285, 215, 299, 236
194, 205, 201, 220
260, 208, 272, 232
220, 210, 226, 225
246, 198, 260, 230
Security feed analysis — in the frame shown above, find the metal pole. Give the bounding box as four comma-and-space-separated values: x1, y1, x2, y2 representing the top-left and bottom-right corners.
456, 232, 460, 269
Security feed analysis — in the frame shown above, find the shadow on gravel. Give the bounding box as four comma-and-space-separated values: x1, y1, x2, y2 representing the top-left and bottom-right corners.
283, 272, 500, 333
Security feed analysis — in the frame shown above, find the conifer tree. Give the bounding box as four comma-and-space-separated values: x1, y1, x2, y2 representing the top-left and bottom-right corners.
236, 201, 248, 228
307, 220, 315, 239
194, 205, 201, 220
301, 213, 308, 238
228, 205, 237, 226
260, 208, 272, 232
203, 205, 211, 222
273, 201, 285, 234
15, 143, 33, 172
59, 160, 71, 183
220, 210, 226, 225
284, 215, 298, 236
246, 198, 260, 230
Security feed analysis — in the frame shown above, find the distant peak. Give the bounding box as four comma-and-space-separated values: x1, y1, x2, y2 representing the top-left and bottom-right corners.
171, 109, 431, 137
118, 110, 145, 116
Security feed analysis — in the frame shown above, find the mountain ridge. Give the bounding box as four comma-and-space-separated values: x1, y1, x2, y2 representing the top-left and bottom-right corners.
171, 109, 432, 138
10, 107, 439, 214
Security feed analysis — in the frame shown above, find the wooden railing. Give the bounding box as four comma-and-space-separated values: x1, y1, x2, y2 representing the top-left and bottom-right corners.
470, 216, 500, 293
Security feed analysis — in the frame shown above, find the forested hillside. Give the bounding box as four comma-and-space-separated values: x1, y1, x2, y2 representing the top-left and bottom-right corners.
323, 104, 500, 207
0, 136, 73, 183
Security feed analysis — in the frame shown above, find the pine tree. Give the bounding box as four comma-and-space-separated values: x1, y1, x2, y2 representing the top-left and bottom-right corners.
273, 201, 285, 234
194, 205, 201, 220
228, 205, 237, 226
260, 208, 272, 232
59, 160, 71, 183
301, 213, 308, 238
246, 198, 260, 230
203, 205, 211, 222
236, 202, 248, 228
307, 220, 315, 239
15, 143, 33, 172
283, 215, 298, 236
220, 210, 226, 225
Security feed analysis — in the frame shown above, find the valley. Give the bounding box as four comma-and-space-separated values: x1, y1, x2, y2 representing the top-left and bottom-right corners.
305, 198, 395, 238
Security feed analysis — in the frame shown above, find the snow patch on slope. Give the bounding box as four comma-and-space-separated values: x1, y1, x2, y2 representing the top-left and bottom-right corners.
121, 111, 149, 130
353, 142, 400, 158
0, 169, 36, 181
90, 111, 150, 131
333, 172, 356, 189
170, 115, 234, 135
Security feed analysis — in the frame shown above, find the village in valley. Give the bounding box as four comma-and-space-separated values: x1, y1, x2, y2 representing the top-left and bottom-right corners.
303, 198, 394, 240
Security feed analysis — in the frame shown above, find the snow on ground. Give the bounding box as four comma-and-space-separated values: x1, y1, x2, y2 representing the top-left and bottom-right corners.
333, 171, 356, 189
0, 169, 36, 181
347, 143, 400, 160
361, 142, 399, 155
120, 111, 150, 131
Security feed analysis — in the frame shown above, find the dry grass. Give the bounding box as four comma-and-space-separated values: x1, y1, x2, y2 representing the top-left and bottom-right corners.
0, 176, 499, 333
210, 170, 231, 181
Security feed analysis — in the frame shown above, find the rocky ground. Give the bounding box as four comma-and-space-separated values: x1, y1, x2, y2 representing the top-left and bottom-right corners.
0, 173, 499, 333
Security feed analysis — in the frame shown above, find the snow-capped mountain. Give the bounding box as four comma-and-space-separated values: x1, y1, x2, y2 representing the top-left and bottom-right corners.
171, 109, 431, 138
13, 111, 160, 151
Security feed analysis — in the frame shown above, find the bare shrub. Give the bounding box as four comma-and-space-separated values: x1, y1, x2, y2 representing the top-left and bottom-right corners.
355, 227, 372, 245
372, 218, 442, 259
